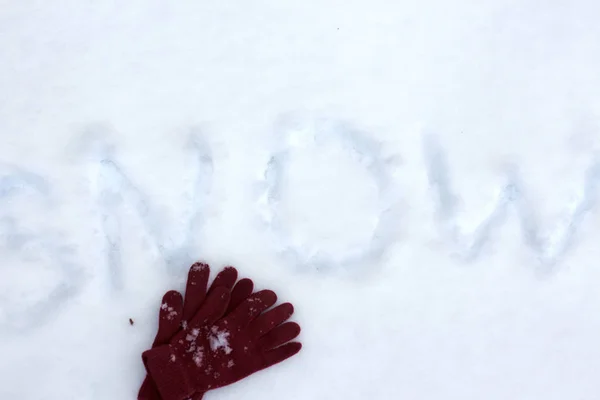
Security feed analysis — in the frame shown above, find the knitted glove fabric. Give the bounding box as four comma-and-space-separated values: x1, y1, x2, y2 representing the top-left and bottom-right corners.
143, 287, 301, 400
138, 263, 253, 400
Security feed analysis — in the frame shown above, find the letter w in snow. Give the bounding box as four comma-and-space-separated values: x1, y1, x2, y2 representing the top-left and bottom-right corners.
423, 134, 600, 271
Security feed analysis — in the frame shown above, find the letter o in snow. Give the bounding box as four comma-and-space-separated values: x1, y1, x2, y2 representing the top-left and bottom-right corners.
257, 116, 401, 272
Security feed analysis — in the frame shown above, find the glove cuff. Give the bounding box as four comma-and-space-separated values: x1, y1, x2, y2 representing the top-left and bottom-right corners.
142, 345, 194, 400
136, 376, 158, 400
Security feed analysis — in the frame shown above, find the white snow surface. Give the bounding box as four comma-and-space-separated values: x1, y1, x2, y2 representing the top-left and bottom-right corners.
2, 1, 600, 399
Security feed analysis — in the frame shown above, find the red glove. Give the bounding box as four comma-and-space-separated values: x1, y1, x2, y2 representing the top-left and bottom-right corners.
142, 276, 302, 400
138, 263, 254, 400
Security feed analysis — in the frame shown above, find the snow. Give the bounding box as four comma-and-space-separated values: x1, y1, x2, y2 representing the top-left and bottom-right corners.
192, 348, 204, 368
2, 1, 600, 399
209, 327, 232, 355
186, 328, 200, 344
162, 303, 179, 320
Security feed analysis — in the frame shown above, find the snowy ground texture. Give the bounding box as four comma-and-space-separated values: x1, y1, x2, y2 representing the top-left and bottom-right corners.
2, 1, 600, 399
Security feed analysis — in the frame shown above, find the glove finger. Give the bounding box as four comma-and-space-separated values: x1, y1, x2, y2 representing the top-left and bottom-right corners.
206, 266, 238, 296
227, 290, 277, 327
258, 322, 301, 350
261, 342, 302, 369
226, 278, 254, 314
141, 291, 184, 400
190, 286, 231, 327
248, 302, 294, 339
152, 290, 184, 346
182, 262, 211, 322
